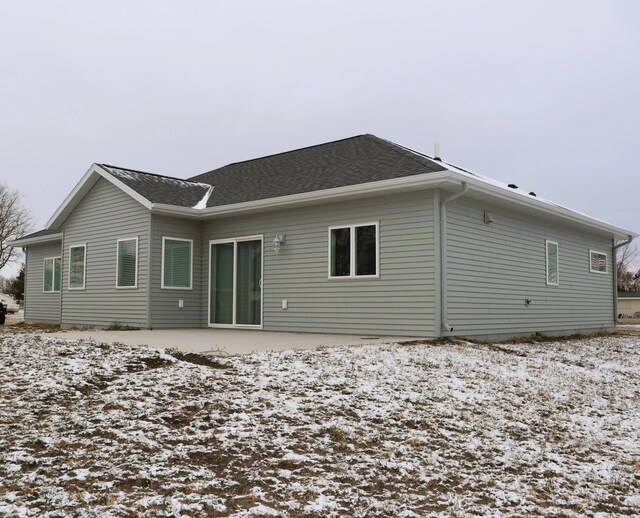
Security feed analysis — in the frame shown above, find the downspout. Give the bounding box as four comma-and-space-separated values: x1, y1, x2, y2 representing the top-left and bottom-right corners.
440, 181, 468, 333
613, 235, 634, 324
23, 247, 28, 323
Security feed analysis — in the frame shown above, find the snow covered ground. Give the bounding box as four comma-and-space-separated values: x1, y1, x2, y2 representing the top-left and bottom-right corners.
1, 333, 639, 517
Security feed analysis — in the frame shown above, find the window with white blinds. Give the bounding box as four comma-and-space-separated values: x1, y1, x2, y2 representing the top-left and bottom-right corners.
162, 237, 192, 289
117, 238, 138, 288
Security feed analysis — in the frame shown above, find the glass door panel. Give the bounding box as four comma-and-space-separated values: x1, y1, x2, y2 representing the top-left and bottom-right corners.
210, 242, 234, 325
236, 240, 262, 326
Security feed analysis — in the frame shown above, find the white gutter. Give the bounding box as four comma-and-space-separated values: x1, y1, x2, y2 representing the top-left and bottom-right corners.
440, 181, 469, 333
148, 171, 635, 240
10, 233, 63, 247
613, 235, 634, 323
454, 174, 637, 241
151, 171, 456, 218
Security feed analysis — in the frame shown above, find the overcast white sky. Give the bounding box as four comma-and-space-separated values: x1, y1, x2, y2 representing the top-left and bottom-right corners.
1, 1, 639, 276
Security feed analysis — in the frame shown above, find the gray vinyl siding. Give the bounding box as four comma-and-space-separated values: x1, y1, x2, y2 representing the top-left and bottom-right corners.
24, 241, 62, 324
60, 178, 149, 328
445, 196, 615, 338
149, 216, 203, 328
202, 190, 436, 336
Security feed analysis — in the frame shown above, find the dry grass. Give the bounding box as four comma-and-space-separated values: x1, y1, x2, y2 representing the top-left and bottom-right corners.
1, 334, 639, 516
0, 321, 61, 334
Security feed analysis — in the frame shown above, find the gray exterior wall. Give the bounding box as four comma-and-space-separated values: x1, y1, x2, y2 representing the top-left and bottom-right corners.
202, 190, 437, 336
24, 241, 62, 324
445, 196, 615, 338
149, 215, 203, 328
60, 178, 150, 328
22, 177, 619, 338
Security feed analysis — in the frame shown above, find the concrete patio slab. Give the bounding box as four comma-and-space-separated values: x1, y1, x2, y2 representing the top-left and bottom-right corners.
40, 328, 415, 355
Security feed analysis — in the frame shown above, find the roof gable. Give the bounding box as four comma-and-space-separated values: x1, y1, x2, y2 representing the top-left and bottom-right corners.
45, 164, 212, 229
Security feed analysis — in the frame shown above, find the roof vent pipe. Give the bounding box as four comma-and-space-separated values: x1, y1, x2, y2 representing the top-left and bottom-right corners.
440, 181, 469, 333
434, 142, 441, 161
508, 184, 518, 189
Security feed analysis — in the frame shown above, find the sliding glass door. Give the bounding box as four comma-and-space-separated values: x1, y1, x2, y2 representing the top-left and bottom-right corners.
210, 242, 234, 325
209, 237, 262, 327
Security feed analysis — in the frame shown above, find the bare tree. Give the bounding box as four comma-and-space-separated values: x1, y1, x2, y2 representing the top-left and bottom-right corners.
617, 242, 640, 291
0, 182, 33, 272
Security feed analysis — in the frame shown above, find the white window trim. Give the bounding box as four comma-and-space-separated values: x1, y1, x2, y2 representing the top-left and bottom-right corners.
68, 244, 87, 290
43, 256, 61, 293
116, 237, 139, 289
328, 222, 380, 280
545, 240, 559, 286
589, 249, 608, 275
161, 236, 193, 290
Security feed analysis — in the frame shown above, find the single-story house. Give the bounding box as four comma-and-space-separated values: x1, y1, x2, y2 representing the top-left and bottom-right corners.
11, 134, 637, 339
617, 292, 640, 318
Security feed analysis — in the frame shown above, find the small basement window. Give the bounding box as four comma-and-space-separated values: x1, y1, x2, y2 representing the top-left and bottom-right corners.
546, 240, 559, 286
162, 237, 193, 289
117, 237, 138, 288
329, 223, 379, 278
69, 244, 86, 290
589, 250, 608, 274
43, 257, 61, 292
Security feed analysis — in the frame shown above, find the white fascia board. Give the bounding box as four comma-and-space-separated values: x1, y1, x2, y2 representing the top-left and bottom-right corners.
46, 164, 153, 229
10, 233, 64, 247
151, 171, 455, 218
149, 169, 636, 240
94, 165, 154, 210
456, 173, 638, 240
46, 165, 101, 229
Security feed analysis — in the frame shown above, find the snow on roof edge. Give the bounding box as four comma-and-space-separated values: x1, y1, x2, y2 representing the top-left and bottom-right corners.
397, 145, 635, 238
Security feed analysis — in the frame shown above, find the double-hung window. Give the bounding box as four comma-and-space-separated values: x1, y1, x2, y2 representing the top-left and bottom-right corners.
545, 240, 559, 285
162, 237, 193, 289
116, 237, 138, 288
69, 244, 86, 290
329, 223, 379, 278
589, 250, 608, 274
43, 257, 61, 292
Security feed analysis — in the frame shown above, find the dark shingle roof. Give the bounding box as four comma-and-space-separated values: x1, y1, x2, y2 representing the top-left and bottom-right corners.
17, 228, 62, 240
188, 134, 447, 208
98, 164, 211, 207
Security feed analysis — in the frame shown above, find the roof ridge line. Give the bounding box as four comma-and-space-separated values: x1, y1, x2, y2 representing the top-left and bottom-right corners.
188, 134, 371, 180
365, 135, 445, 172
99, 163, 209, 185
